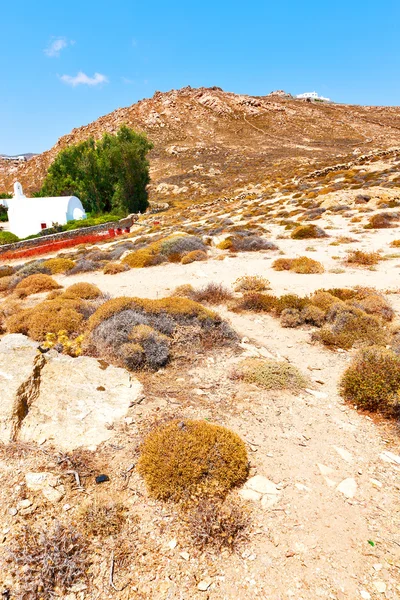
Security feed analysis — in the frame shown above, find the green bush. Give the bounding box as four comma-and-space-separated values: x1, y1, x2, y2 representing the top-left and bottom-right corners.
235, 358, 308, 390
0, 231, 19, 245
340, 346, 400, 413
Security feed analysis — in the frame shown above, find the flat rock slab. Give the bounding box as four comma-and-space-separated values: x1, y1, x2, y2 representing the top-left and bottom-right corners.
19, 353, 143, 451
0, 334, 41, 443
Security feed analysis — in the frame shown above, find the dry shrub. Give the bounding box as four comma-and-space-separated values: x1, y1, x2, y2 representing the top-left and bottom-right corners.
366, 212, 399, 229
123, 246, 166, 268
291, 224, 327, 239
63, 282, 103, 299
317, 307, 387, 349
390, 239, 400, 248
235, 358, 308, 390
233, 275, 270, 292
137, 420, 248, 501
189, 282, 234, 305
0, 275, 13, 293
7, 298, 85, 341
123, 234, 206, 267
66, 259, 99, 275
103, 262, 129, 275
272, 257, 324, 274
14, 274, 61, 296
43, 258, 75, 274
0, 265, 14, 278
230, 292, 279, 313
345, 250, 381, 266
301, 304, 326, 326
272, 257, 293, 271
6, 522, 88, 599
185, 499, 249, 551
78, 498, 127, 537
181, 249, 208, 264
228, 235, 278, 252
348, 288, 394, 321
340, 346, 400, 414
217, 238, 233, 250
280, 308, 304, 328
290, 257, 324, 274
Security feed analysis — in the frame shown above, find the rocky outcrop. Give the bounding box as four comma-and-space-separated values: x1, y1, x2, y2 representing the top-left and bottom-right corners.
0, 335, 143, 450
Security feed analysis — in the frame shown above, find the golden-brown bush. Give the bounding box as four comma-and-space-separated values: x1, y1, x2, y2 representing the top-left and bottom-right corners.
137, 420, 248, 501
43, 258, 75, 274
340, 346, 400, 413
14, 274, 61, 296
345, 250, 381, 266
233, 275, 270, 292
272, 258, 293, 271
217, 238, 233, 250
272, 257, 324, 274
63, 282, 103, 300
7, 298, 85, 341
291, 224, 327, 239
181, 250, 208, 264
103, 262, 129, 275
317, 307, 387, 349
234, 358, 308, 390
0, 265, 14, 278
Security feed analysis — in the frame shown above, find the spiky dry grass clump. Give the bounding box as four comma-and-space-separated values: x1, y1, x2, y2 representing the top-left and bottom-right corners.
345, 250, 381, 266
340, 346, 400, 414
103, 262, 129, 275
186, 499, 249, 551
233, 275, 270, 292
280, 308, 304, 328
6, 522, 88, 599
181, 249, 208, 264
188, 283, 234, 305
78, 498, 127, 537
14, 274, 61, 296
63, 282, 103, 299
235, 358, 308, 390
291, 224, 327, 239
137, 420, 248, 501
317, 307, 387, 349
43, 258, 75, 274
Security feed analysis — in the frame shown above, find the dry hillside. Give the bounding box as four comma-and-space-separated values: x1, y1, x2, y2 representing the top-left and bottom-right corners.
2, 86, 400, 201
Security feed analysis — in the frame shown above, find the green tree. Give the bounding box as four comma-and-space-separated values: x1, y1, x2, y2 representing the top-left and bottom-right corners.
39, 126, 153, 214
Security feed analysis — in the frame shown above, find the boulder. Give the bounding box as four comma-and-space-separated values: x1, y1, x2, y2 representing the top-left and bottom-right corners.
19, 353, 143, 451
0, 334, 42, 443
0, 334, 143, 451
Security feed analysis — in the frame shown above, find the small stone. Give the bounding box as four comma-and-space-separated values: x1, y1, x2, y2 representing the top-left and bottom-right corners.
25, 472, 59, 490
305, 388, 328, 399
42, 485, 65, 503
239, 489, 262, 502
180, 551, 190, 560
336, 478, 357, 499
95, 474, 109, 484
250, 445, 258, 452
17, 499, 32, 510
8, 507, 18, 516
373, 581, 386, 593
246, 475, 279, 495
193, 388, 206, 396
168, 539, 177, 550
197, 580, 212, 591
370, 478, 382, 489
63, 503, 72, 511
261, 494, 280, 509
333, 446, 353, 463
176, 377, 185, 382
373, 563, 382, 571
295, 483, 311, 492
360, 591, 371, 599
379, 451, 400, 465
124, 417, 134, 425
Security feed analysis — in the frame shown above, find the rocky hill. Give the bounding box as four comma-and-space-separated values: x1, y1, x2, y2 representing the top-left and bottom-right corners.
1, 86, 400, 202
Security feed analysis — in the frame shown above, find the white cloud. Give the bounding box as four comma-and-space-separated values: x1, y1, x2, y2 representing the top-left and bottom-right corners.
122, 77, 135, 84
60, 71, 109, 87
44, 37, 69, 57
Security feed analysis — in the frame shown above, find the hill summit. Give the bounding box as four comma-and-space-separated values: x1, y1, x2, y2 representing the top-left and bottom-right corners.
1, 86, 400, 201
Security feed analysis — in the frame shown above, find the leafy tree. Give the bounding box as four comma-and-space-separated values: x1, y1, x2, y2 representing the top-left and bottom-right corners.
39, 126, 153, 214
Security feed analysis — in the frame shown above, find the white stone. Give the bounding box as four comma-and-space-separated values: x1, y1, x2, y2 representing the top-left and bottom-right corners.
8, 507, 17, 516
295, 483, 311, 492
336, 478, 357, 499
305, 388, 328, 399
379, 451, 400, 465
373, 581, 386, 593
42, 485, 65, 503
360, 592, 371, 600
317, 463, 335, 477
17, 499, 32, 510
261, 494, 280, 509
180, 552, 190, 561
193, 388, 206, 396
370, 478, 383, 489
25, 472, 59, 490
246, 475, 279, 496
373, 564, 382, 571
168, 539, 177, 550
239, 489, 262, 502
333, 446, 353, 463
197, 580, 212, 591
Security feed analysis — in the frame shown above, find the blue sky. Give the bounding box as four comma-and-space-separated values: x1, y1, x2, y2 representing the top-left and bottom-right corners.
1, 0, 398, 155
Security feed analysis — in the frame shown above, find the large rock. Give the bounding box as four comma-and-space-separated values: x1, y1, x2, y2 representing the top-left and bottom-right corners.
0, 334, 143, 450
0, 334, 42, 443
19, 353, 143, 451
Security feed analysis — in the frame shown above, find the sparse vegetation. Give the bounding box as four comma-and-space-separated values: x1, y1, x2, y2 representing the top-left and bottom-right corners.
272, 256, 324, 274
233, 275, 270, 292
43, 257, 75, 274
103, 261, 129, 274
234, 358, 308, 390
291, 224, 327, 239
340, 346, 400, 414
137, 419, 248, 501
345, 250, 381, 266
